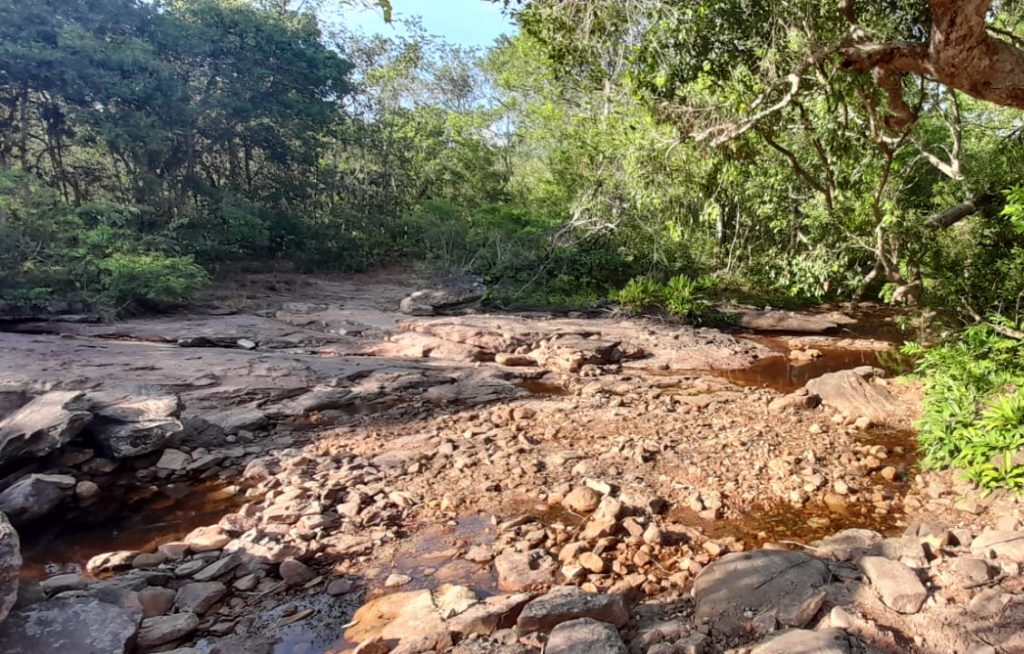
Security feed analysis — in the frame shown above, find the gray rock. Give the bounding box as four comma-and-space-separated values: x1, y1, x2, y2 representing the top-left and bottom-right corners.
805, 370, 902, 422
0, 511, 20, 622
544, 618, 627, 654
448, 593, 532, 636
494, 549, 558, 592
0, 474, 74, 524
199, 407, 268, 434
91, 419, 184, 459
0, 597, 140, 653
88, 389, 184, 458
812, 529, 883, 562
157, 448, 192, 470
39, 573, 87, 596
0, 391, 91, 465
751, 628, 851, 654
192, 553, 242, 582
174, 581, 226, 614
693, 550, 830, 637
859, 556, 927, 614
138, 612, 200, 648
279, 558, 315, 586
517, 586, 628, 633
970, 530, 1024, 562
399, 276, 486, 316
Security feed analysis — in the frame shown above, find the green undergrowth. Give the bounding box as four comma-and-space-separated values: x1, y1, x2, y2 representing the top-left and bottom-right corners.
904, 321, 1024, 493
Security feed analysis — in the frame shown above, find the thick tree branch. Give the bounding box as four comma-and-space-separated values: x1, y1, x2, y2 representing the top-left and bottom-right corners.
842, 0, 1024, 112
929, 194, 1001, 228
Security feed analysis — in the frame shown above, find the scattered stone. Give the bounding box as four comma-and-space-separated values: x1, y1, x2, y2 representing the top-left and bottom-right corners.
184, 526, 230, 552
494, 550, 558, 592
75, 480, 100, 503
327, 578, 356, 596
157, 449, 192, 470
87, 550, 138, 576
563, 486, 603, 513
137, 612, 200, 649
39, 573, 87, 595
0, 597, 140, 654
517, 586, 628, 633
545, 618, 626, 654
280, 559, 316, 586
192, 553, 242, 582
859, 556, 927, 614
175, 581, 226, 614
139, 586, 176, 617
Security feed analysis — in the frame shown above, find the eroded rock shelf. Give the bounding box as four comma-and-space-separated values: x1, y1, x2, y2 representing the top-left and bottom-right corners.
0, 274, 1018, 654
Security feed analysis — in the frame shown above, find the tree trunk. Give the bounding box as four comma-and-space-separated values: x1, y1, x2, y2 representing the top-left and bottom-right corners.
842, 0, 1024, 112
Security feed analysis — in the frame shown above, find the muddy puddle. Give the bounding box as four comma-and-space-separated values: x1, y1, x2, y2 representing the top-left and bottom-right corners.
712, 347, 904, 393
18, 481, 245, 579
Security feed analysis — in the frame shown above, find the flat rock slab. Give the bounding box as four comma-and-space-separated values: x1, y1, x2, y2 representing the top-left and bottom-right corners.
545, 618, 627, 654
693, 550, 830, 637
805, 369, 902, 421
0, 391, 91, 465
517, 586, 628, 633
751, 628, 851, 654
0, 597, 140, 654
859, 556, 927, 614
737, 310, 841, 333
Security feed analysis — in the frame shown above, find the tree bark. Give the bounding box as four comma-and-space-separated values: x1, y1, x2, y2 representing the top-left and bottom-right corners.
842, 0, 1024, 111
929, 194, 1000, 229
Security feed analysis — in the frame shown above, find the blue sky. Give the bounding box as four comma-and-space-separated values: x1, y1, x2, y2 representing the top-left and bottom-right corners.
341, 1, 516, 49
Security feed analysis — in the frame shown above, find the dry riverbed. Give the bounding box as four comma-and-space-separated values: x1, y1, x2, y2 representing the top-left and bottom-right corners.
0, 273, 1022, 654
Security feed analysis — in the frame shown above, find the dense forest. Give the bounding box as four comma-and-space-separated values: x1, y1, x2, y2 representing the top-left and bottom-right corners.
1, 0, 1023, 487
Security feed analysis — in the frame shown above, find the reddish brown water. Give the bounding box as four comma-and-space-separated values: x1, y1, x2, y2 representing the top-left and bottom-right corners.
18, 482, 245, 579
715, 347, 888, 393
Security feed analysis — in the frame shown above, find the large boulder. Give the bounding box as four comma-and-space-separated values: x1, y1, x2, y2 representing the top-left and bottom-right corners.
750, 628, 850, 654
693, 550, 830, 637
0, 391, 92, 465
0, 474, 75, 524
516, 586, 629, 633
0, 597, 140, 653
0, 511, 20, 623
544, 618, 627, 654
805, 369, 902, 422
399, 276, 486, 316
87, 389, 184, 458
858, 556, 927, 614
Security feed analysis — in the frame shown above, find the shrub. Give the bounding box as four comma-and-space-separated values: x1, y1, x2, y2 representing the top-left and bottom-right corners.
611, 273, 715, 321
905, 322, 1024, 492
613, 276, 662, 313
99, 253, 210, 309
